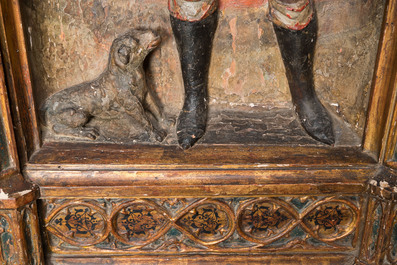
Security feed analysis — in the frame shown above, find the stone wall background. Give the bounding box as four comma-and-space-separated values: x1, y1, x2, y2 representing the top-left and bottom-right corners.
21, 0, 385, 140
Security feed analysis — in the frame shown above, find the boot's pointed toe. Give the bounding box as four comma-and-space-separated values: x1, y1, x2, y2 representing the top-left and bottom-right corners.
296, 97, 335, 145
177, 128, 205, 150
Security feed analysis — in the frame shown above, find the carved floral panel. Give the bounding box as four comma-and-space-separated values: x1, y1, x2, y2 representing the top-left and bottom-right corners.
237, 198, 297, 244
46, 202, 109, 246
302, 200, 358, 242
111, 200, 170, 246
42, 196, 362, 254
176, 201, 235, 245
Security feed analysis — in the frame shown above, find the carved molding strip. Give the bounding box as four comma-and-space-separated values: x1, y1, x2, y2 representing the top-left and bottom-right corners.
0, 214, 16, 264
387, 203, 397, 264
22, 202, 44, 265
43, 196, 361, 253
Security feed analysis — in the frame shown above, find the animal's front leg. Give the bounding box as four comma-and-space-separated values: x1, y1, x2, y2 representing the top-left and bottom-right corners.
122, 95, 165, 142
145, 90, 162, 121
144, 91, 175, 130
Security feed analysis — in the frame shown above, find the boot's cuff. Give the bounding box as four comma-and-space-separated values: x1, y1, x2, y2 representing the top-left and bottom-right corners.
268, 0, 313, 30
168, 0, 218, 22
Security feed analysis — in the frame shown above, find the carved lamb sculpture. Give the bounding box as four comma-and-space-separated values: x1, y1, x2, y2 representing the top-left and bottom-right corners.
41, 29, 165, 143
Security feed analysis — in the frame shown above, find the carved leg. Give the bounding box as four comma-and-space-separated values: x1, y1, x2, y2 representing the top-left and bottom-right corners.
169, 0, 218, 149
123, 94, 166, 142
52, 123, 99, 140
269, 0, 335, 145
48, 108, 100, 140
144, 90, 173, 136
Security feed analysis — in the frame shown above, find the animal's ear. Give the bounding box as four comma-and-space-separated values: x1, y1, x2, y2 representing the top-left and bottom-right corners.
114, 44, 131, 69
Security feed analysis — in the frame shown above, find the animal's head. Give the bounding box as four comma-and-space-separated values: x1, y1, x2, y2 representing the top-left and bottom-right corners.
110, 29, 161, 72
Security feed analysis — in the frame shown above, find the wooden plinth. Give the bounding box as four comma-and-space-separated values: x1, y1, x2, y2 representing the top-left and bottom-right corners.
22, 142, 389, 264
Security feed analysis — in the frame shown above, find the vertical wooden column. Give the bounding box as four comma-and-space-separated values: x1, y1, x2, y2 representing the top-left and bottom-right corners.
0, 0, 43, 262
356, 168, 397, 265
0, 0, 41, 165
364, 0, 397, 159
0, 179, 43, 265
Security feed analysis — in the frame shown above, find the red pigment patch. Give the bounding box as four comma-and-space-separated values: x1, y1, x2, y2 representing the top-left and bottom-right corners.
219, 0, 266, 10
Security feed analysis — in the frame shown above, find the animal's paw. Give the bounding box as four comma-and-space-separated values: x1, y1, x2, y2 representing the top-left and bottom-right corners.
80, 127, 100, 140
161, 116, 176, 128
151, 129, 166, 143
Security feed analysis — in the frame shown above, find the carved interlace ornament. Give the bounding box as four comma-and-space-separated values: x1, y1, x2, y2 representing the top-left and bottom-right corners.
302, 201, 358, 242
47, 203, 109, 246
237, 199, 296, 244
45, 197, 360, 252
112, 201, 169, 245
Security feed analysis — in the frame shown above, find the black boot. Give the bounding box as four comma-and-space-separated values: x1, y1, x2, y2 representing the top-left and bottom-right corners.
273, 18, 335, 145
170, 11, 218, 150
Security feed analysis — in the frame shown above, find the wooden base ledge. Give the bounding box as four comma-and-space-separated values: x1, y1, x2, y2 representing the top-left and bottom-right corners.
28, 167, 375, 198
48, 254, 356, 265
26, 143, 378, 198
